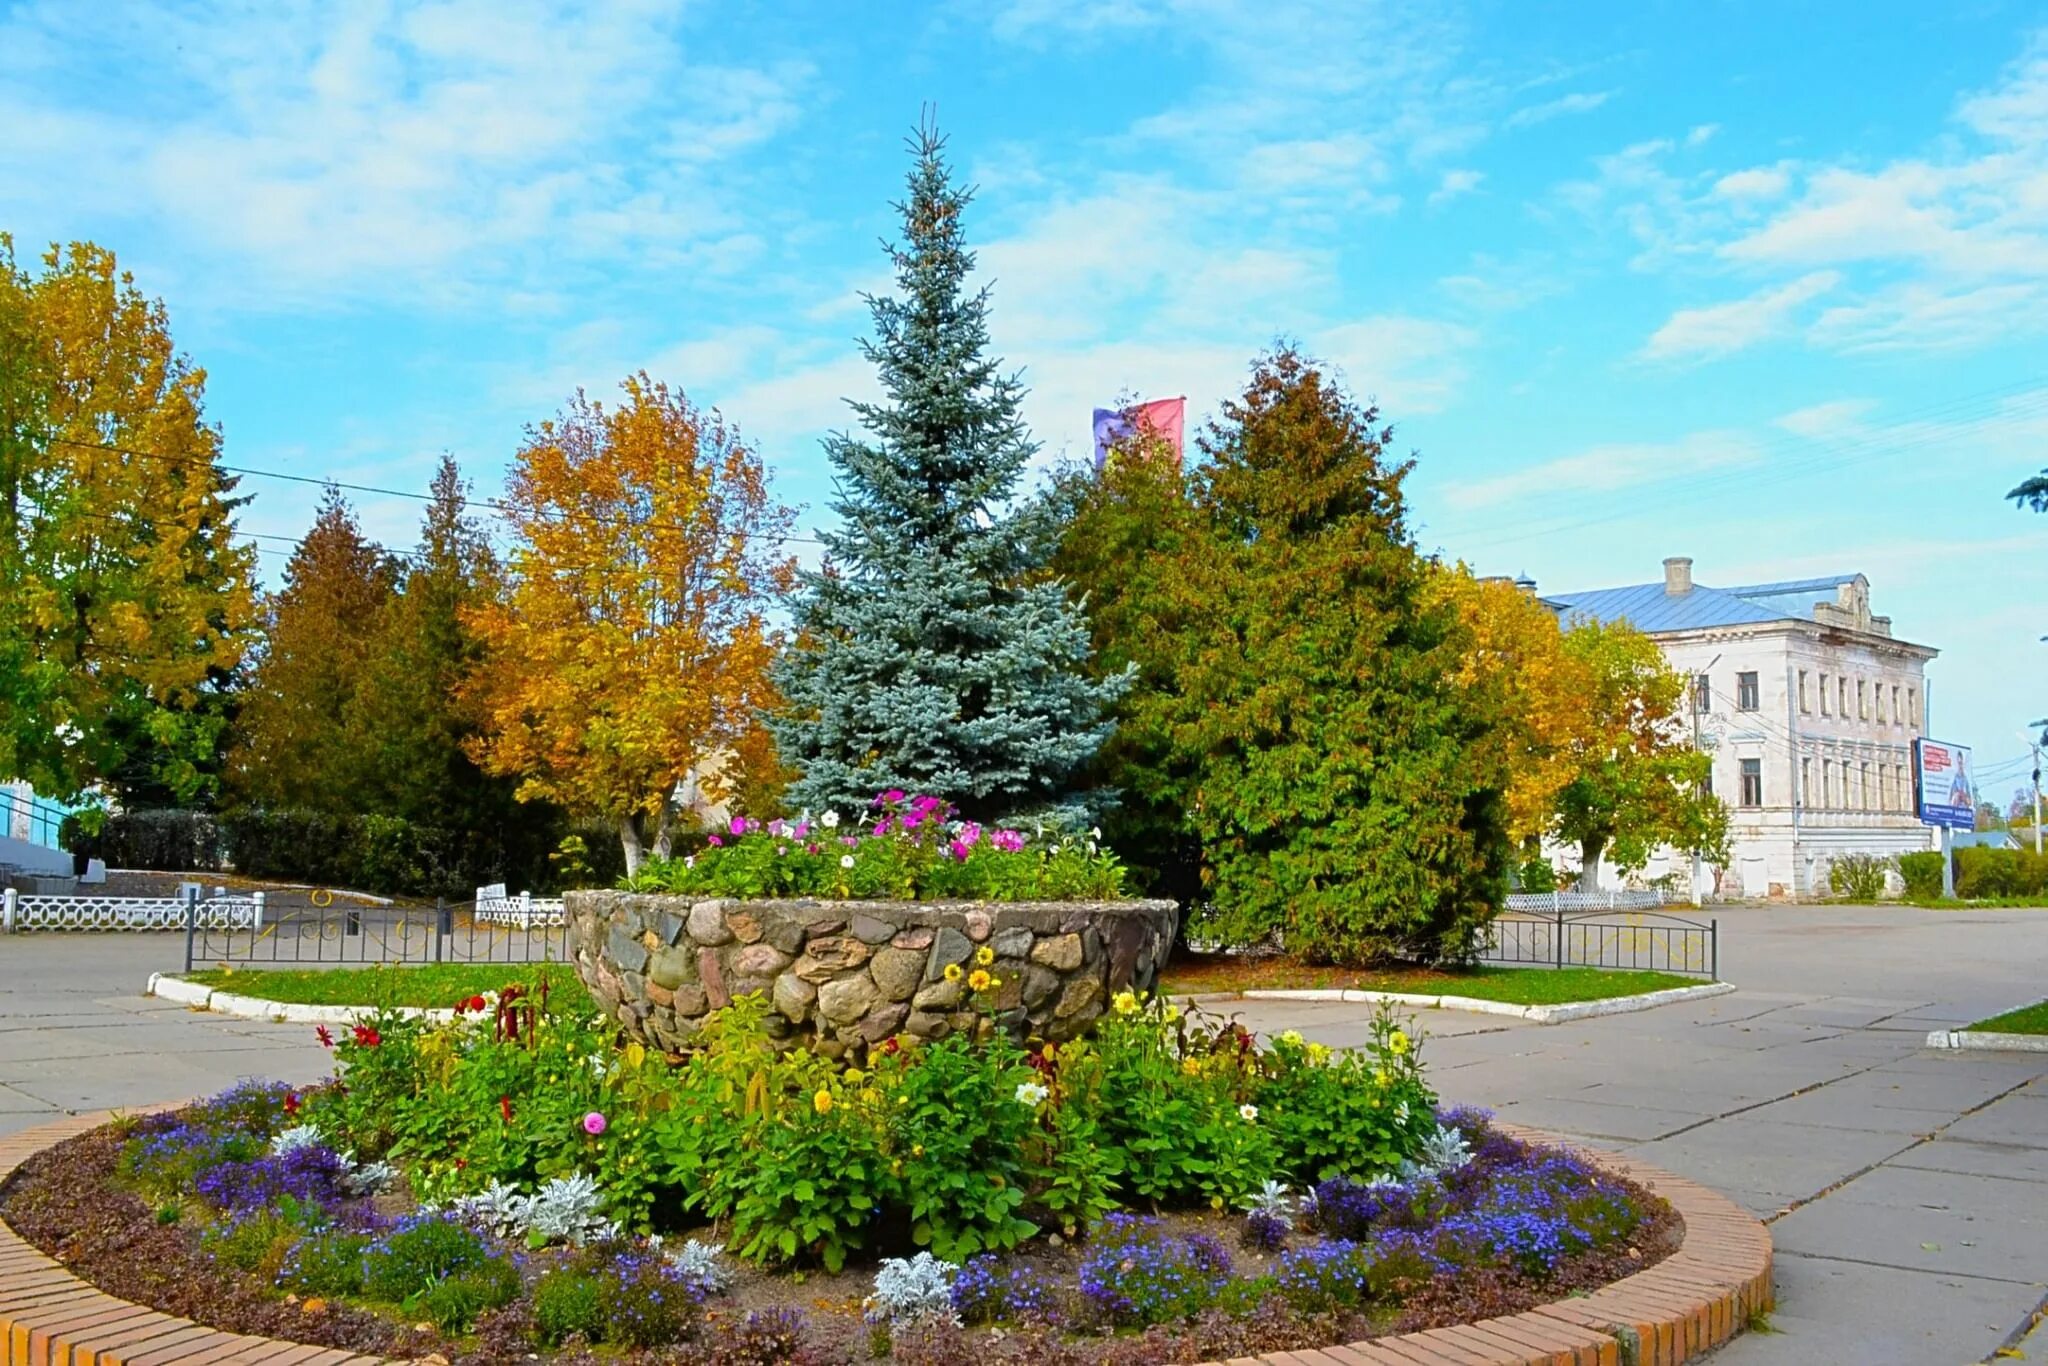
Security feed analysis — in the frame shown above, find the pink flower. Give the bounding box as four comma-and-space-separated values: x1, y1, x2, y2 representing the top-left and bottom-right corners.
959, 821, 982, 846
582, 1111, 607, 1136
948, 840, 973, 861
992, 830, 1027, 853
791, 822, 810, 839
707, 834, 723, 847
806, 843, 821, 855
730, 816, 748, 836
881, 789, 906, 804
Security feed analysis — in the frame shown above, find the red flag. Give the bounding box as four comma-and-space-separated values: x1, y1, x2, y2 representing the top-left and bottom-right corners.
1130, 397, 1185, 465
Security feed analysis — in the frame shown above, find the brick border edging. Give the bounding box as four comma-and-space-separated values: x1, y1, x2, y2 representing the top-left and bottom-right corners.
3, 1113, 1770, 1366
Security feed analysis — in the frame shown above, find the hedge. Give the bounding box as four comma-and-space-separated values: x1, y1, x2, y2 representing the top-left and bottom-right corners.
1896, 850, 1944, 899
63, 807, 624, 899
1895, 847, 2048, 901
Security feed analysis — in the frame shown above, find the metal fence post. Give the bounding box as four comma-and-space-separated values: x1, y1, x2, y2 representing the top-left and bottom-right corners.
1554, 899, 1565, 969
436, 897, 448, 962
182, 885, 199, 973
2, 887, 15, 933
1710, 919, 1719, 982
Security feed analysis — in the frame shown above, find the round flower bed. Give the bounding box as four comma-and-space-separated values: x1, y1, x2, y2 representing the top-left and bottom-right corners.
0, 974, 1689, 1365
574, 794, 1177, 1055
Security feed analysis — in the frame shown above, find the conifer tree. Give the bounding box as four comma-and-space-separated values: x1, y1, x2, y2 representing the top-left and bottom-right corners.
1176, 350, 1509, 964
772, 123, 1122, 821
230, 487, 398, 810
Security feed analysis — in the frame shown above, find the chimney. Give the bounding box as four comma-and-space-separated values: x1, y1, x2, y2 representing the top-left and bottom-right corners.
1663, 556, 1693, 595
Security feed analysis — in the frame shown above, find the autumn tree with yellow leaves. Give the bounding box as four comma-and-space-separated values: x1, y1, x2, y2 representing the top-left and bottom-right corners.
464, 375, 794, 872
0, 236, 256, 805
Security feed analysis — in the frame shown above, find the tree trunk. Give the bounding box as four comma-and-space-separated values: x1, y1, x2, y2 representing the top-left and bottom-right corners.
1577, 836, 1606, 893
650, 799, 676, 862
619, 812, 646, 876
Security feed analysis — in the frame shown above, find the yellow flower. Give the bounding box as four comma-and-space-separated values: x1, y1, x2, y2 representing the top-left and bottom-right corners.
1306, 1042, 1331, 1065
1389, 1030, 1411, 1056
967, 969, 993, 993
1112, 990, 1139, 1016
1181, 1057, 1202, 1077
1162, 1005, 1182, 1024
844, 1068, 864, 1084
944, 962, 964, 983
1042, 1041, 1057, 1059
974, 946, 995, 967
1373, 1067, 1391, 1087
913, 1143, 925, 1157
813, 1089, 833, 1115
1209, 1195, 1224, 1211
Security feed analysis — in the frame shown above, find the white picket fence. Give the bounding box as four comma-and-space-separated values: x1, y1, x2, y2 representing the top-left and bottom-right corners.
1504, 888, 1672, 914
2, 888, 264, 932
472, 883, 565, 928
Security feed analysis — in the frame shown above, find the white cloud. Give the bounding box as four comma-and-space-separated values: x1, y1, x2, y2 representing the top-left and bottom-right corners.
1505, 90, 1612, 130
1446, 430, 1762, 510
1773, 398, 1877, 439
1685, 123, 1720, 147
1713, 166, 1792, 199
1429, 168, 1485, 206
1809, 280, 2048, 352
1642, 271, 1840, 361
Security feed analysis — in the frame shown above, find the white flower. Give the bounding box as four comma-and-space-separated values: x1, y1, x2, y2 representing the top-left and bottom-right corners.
1238, 1103, 1259, 1122
684, 855, 696, 869
821, 810, 841, 829
1015, 1081, 1049, 1107
841, 854, 857, 869
1089, 827, 1102, 840
1394, 1100, 1410, 1124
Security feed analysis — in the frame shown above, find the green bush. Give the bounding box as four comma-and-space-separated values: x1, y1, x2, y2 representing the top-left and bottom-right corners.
199, 1209, 300, 1276
362, 1215, 498, 1302
533, 1270, 608, 1345
1897, 851, 1945, 899
280, 1231, 370, 1297
62, 808, 222, 871
414, 1258, 520, 1332
218, 807, 611, 899
1955, 847, 2048, 899
1826, 854, 1889, 901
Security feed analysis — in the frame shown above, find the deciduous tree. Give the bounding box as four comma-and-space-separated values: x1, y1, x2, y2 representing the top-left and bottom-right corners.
1548, 620, 1728, 889
465, 375, 793, 872
0, 237, 256, 805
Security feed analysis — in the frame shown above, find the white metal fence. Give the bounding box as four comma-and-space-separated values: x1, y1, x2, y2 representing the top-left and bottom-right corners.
472, 884, 565, 928
2, 888, 263, 932
1504, 889, 1673, 913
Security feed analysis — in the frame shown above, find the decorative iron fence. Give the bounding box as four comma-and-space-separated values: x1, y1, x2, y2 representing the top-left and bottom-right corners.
3, 888, 261, 933
1504, 889, 1674, 913
472, 884, 566, 927
182, 893, 571, 972
1476, 903, 1718, 978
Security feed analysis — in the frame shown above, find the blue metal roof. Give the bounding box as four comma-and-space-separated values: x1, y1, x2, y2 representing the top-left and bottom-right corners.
1549, 571, 1864, 635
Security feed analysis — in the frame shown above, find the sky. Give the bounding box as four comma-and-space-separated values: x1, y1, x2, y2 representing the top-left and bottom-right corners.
3, 0, 2046, 802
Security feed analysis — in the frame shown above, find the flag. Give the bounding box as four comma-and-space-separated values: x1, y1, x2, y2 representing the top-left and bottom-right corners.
1092, 396, 1186, 468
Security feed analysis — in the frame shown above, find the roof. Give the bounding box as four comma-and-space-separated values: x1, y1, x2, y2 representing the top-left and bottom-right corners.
1548, 573, 1865, 635
1952, 830, 2020, 850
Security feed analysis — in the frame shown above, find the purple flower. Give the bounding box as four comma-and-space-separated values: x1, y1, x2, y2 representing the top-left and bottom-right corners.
729, 816, 748, 835
706, 834, 723, 847
991, 830, 1027, 853
583, 1111, 608, 1136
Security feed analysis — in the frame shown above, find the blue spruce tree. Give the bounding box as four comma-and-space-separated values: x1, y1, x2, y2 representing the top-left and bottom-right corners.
771, 122, 1123, 821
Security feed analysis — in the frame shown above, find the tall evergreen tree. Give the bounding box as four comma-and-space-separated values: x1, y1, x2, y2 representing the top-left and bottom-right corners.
772, 122, 1122, 821
229, 486, 398, 810
1175, 350, 1509, 965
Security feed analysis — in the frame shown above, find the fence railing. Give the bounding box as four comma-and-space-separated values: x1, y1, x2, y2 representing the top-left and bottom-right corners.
1476, 903, 1718, 978
183, 895, 571, 972
1504, 889, 1675, 913
473, 888, 566, 928
3, 888, 261, 933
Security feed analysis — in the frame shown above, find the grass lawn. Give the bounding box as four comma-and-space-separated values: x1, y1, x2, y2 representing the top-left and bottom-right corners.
1965, 1000, 2048, 1035
1159, 957, 1706, 1005
186, 962, 592, 1013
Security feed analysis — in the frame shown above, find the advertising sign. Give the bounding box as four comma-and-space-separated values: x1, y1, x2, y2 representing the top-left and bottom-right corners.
1913, 738, 1976, 830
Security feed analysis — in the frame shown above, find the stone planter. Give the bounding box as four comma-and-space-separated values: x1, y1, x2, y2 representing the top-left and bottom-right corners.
564, 892, 1178, 1057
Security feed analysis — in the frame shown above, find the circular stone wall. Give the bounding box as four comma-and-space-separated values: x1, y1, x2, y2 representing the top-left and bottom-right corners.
564, 892, 1179, 1057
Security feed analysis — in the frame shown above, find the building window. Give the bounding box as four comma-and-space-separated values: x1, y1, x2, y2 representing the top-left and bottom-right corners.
1839, 677, 1850, 716
1821, 760, 1833, 807
1820, 674, 1831, 716
1798, 670, 1810, 713
1740, 758, 1763, 808
1801, 757, 1812, 806
1736, 671, 1759, 711
1692, 675, 1711, 714
1907, 687, 1918, 728
1861, 762, 1873, 810
1875, 686, 1886, 723
1891, 684, 1901, 725
1857, 680, 1867, 719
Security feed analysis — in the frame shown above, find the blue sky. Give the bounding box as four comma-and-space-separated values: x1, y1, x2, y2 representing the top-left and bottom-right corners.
4, 1, 2046, 800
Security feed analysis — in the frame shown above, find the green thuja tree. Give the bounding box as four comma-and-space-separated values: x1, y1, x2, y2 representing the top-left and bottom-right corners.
772, 122, 1123, 822
1178, 350, 1510, 964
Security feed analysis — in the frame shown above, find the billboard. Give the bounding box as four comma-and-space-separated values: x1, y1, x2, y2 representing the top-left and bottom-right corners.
1913, 738, 1975, 830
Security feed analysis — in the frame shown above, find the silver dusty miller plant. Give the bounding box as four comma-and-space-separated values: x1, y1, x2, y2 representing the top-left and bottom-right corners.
864, 1252, 959, 1326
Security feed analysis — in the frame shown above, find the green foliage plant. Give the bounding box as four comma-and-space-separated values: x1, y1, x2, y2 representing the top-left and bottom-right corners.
1896, 850, 1945, 899
871, 1029, 1039, 1259
532, 1269, 608, 1345
1826, 853, 1890, 901
1255, 1000, 1436, 1184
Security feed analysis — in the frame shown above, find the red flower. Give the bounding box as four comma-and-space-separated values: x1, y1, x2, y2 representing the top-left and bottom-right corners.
455, 1157, 467, 1169
351, 1024, 382, 1048
284, 1092, 301, 1115
499, 1096, 514, 1123
468, 995, 487, 1013
315, 1025, 334, 1049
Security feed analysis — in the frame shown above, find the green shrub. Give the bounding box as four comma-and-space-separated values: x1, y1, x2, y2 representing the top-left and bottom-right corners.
1897, 851, 1945, 899
533, 1270, 607, 1345
873, 1031, 1039, 1260
414, 1258, 520, 1332
217, 806, 607, 899
279, 1231, 369, 1297
1954, 847, 2048, 899
605, 1254, 705, 1348
1826, 854, 1889, 901
200, 1210, 300, 1277
362, 1215, 497, 1302
62, 808, 222, 871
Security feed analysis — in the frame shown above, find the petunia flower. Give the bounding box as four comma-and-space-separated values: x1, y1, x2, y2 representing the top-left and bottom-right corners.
582, 1111, 607, 1135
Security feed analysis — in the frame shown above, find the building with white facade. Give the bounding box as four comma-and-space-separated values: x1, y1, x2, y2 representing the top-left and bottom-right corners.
1546, 557, 1938, 898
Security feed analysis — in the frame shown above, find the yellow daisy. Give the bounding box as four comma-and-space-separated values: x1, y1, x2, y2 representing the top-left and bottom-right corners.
944, 962, 963, 983
813, 1089, 834, 1115
967, 968, 993, 993
974, 945, 995, 966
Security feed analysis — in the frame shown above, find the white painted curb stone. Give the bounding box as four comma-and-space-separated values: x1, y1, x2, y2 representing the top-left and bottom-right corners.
1232, 980, 1735, 1024
1925, 1028, 2048, 1053
145, 975, 455, 1025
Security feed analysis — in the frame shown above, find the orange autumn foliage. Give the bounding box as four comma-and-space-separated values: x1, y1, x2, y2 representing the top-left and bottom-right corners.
463, 374, 795, 869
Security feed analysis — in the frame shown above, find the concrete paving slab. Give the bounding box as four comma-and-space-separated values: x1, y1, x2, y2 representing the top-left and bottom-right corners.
1625, 1115, 1916, 1207
1759, 1084, 1958, 1135
1703, 1255, 2045, 1366
1938, 1094, 2048, 1148
1771, 1173, 2046, 1284
1889, 1136, 2048, 1184
1488, 1095, 1706, 1143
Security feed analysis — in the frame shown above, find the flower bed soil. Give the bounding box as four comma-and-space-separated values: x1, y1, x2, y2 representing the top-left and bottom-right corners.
1, 1118, 1681, 1366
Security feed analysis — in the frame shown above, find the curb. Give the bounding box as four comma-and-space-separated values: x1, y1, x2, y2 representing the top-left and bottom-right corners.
1230, 980, 1737, 1024
1925, 1028, 2048, 1053
3, 1110, 1771, 1366
144, 974, 454, 1026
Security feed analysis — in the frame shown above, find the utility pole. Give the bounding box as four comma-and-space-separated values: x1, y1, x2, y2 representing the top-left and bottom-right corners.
2031, 722, 2046, 856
